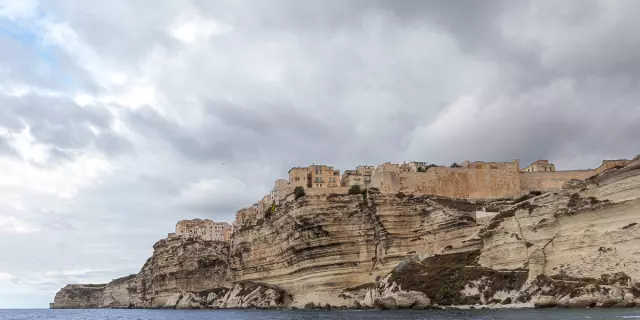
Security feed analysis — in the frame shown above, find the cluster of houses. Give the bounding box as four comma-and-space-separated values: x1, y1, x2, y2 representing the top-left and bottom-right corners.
234, 164, 377, 228
168, 219, 232, 242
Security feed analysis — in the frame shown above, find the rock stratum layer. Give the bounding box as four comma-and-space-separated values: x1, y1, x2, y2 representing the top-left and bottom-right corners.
53, 158, 640, 309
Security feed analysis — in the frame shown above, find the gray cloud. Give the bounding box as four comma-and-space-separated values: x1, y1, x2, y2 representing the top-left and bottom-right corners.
1, 0, 640, 309
0, 137, 17, 156
0, 94, 132, 161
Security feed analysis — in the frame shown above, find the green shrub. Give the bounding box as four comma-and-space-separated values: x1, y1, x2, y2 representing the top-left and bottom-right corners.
264, 203, 276, 219
294, 186, 305, 199
451, 162, 463, 168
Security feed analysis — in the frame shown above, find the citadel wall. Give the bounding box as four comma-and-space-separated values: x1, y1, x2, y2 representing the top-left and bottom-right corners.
371, 161, 522, 199
520, 170, 594, 192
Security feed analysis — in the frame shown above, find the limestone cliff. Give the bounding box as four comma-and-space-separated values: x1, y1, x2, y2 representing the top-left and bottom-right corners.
229, 190, 488, 307
52, 236, 232, 308
53, 158, 640, 309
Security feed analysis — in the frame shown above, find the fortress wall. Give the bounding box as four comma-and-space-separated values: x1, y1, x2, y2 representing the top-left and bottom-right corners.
520, 170, 594, 192
373, 166, 521, 199
466, 167, 521, 199
398, 168, 469, 198
370, 171, 401, 194
370, 161, 608, 199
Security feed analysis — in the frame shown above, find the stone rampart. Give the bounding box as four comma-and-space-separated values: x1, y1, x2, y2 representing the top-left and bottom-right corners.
520, 170, 594, 192
372, 164, 521, 199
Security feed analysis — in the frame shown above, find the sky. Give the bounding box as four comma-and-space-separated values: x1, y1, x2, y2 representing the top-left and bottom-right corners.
0, 0, 639, 309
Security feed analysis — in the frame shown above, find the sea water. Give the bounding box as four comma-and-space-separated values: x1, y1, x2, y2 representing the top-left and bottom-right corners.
1, 309, 640, 320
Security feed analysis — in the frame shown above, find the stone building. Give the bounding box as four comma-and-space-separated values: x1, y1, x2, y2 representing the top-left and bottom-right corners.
356, 165, 374, 176
288, 167, 308, 188
235, 205, 259, 226
175, 219, 232, 242
341, 170, 355, 186
308, 165, 341, 188
521, 160, 556, 172
270, 179, 290, 205
288, 165, 341, 188
256, 195, 271, 216
341, 165, 374, 187
400, 161, 429, 173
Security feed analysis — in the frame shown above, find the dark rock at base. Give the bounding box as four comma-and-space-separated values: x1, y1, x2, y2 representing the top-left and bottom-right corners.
374, 297, 398, 310
567, 296, 598, 308
534, 296, 557, 309
374, 292, 431, 310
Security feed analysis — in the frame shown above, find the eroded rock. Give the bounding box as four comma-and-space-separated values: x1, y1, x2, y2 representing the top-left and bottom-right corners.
534, 295, 557, 309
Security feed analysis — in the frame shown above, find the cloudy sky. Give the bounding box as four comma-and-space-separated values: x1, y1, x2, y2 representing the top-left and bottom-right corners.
1, 0, 639, 308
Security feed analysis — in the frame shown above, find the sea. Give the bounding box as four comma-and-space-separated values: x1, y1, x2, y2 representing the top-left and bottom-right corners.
1, 309, 640, 320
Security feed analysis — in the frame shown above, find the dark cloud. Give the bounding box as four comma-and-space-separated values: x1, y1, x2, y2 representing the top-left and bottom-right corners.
0, 94, 132, 160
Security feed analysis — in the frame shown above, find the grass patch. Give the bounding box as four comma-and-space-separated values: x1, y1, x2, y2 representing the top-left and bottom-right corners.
387, 250, 527, 305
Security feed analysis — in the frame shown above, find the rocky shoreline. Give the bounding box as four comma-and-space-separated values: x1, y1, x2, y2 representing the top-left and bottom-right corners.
52, 157, 640, 310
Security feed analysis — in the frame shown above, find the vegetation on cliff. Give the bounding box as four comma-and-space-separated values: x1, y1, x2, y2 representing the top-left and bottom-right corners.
387, 251, 527, 305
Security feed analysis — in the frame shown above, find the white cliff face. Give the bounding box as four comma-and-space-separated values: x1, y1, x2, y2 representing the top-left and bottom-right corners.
53, 159, 640, 309
370, 159, 640, 308
478, 159, 640, 284
229, 191, 489, 307
52, 284, 107, 308
52, 237, 231, 308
